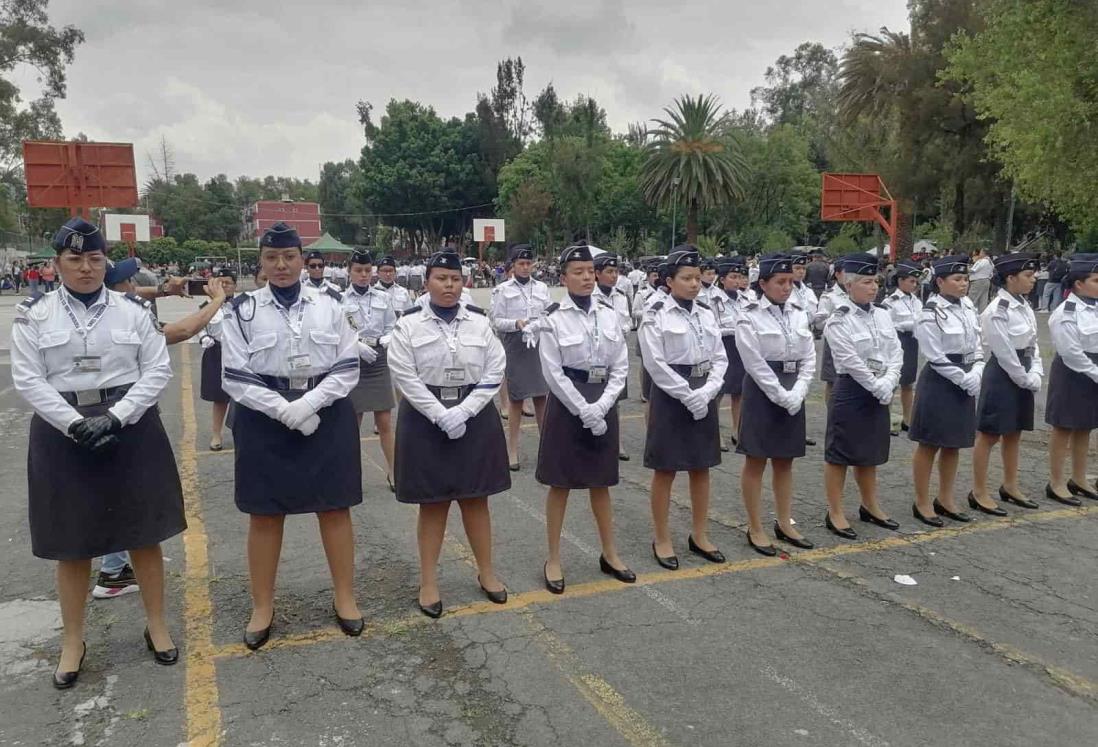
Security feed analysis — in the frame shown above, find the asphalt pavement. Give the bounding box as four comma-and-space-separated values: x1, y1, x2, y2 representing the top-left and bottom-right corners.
1, 289, 1097, 747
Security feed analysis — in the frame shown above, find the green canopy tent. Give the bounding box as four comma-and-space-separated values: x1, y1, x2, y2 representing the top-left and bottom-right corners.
303, 233, 355, 254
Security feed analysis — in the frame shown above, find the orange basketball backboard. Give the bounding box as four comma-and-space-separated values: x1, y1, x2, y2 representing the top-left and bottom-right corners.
821, 172, 899, 260
23, 141, 139, 213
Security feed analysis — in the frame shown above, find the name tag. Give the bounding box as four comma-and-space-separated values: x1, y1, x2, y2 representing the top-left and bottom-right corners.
443, 368, 466, 384
690, 360, 712, 378
73, 355, 102, 373
439, 387, 461, 402
962, 352, 976, 365
782, 361, 799, 374
587, 365, 607, 384
289, 354, 312, 370
866, 358, 886, 377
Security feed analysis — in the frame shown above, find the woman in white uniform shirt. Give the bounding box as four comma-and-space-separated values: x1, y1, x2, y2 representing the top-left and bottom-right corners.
593, 253, 632, 461
881, 261, 923, 435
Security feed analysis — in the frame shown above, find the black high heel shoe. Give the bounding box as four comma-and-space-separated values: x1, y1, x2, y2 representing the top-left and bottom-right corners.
52, 642, 86, 689
1046, 483, 1081, 506
999, 486, 1038, 510
967, 492, 1007, 517
478, 577, 508, 605
243, 613, 274, 651
773, 522, 814, 549
1067, 479, 1098, 501
599, 555, 637, 583
333, 604, 365, 637
419, 599, 443, 619
912, 504, 944, 528
858, 505, 899, 530
825, 513, 857, 540
933, 499, 972, 523
652, 542, 679, 570
144, 628, 179, 665
543, 562, 565, 594
746, 531, 777, 557
687, 535, 726, 563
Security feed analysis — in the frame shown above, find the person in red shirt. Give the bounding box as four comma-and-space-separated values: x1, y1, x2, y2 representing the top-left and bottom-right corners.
25, 266, 40, 294
40, 263, 56, 291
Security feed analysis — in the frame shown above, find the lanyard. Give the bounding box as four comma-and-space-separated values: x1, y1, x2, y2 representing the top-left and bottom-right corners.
433, 317, 462, 366
274, 299, 306, 348
769, 305, 794, 357
515, 279, 536, 318
679, 305, 706, 356
61, 290, 110, 353
584, 304, 602, 364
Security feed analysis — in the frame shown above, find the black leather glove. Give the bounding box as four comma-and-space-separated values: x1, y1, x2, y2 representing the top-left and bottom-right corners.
88, 434, 121, 454
69, 413, 122, 448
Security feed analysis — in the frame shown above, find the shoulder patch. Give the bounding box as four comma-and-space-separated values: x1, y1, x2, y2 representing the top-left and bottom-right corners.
1064, 301, 1077, 312
833, 305, 850, 315
465, 304, 487, 316
597, 297, 613, 309
325, 287, 343, 302
229, 293, 251, 311
696, 300, 710, 310
874, 302, 887, 309
17, 292, 44, 310
998, 298, 1010, 310
745, 302, 759, 311
790, 302, 803, 312
650, 300, 664, 312
402, 305, 423, 315
124, 292, 152, 309
544, 302, 561, 316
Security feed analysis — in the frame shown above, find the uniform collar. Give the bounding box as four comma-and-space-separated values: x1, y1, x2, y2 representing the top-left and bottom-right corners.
423, 302, 470, 324
255, 284, 319, 306
61, 285, 109, 309
560, 293, 596, 314
995, 288, 1025, 309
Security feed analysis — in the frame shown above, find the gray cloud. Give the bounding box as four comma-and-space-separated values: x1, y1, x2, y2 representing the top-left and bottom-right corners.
38, 0, 908, 182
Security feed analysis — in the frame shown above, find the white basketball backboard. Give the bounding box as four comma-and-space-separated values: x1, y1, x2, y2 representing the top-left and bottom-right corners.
473, 218, 505, 243
104, 213, 151, 242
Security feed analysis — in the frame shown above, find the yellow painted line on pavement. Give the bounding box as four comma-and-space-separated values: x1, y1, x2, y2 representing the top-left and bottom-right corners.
813, 559, 1098, 703
179, 344, 223, 747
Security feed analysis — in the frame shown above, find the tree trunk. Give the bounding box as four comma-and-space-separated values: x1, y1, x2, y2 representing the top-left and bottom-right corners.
953, 180, 966, 238
896, 199, 915, 260
686, 200, 699, 245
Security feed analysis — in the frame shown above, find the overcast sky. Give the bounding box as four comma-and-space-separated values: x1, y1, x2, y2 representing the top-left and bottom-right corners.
34, 0, 909, 184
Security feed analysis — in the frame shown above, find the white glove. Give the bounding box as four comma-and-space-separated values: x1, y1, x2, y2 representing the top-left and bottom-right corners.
589, 418, 608, 436
873, 379, 894, 405
962, 371, 981, 398
297, 413, 321, 436
444, 421, 467, 440
357, 340, 378, 365
1024, 372, 1042, 391
436, 406, 471, 434
521, 322, 539, 349
579, 403, 602, 429
682, 390, 706, 413
281, 398, 316, 430
199, 334, 216, 349
789, 380, 809, 404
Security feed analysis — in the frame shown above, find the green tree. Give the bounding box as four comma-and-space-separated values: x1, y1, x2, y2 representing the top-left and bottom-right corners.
640, 94, 749, 244
946, 0, 1098, 233
318, 159, 368, 244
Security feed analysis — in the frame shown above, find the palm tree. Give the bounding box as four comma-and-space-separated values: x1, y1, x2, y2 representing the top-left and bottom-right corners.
640, 94, 748, 244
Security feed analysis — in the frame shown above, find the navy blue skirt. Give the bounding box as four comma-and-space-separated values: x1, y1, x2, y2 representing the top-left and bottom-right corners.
722, 335, 745, 396
820, 339, 837, 383
233, 395, 362, 515
977, 352, 1034, 434
536, 380, 619, 489
1045, 355, 1098, 431
825, 375, 890, 466
908, 364, 976, 449
737, 366, 806, 460
644, 372, 721, 472
200, 342, 229, 403
898, 332, 918, 387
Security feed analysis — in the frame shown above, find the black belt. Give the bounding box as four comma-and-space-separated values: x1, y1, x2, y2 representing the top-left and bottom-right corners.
258, 373, 328, 392
898, 330, 914, 338
765, 360, 801, 374
59, 383, 133, 407
669, 363, 710, 380
426, 383, 476, 404
561, 366, 608, 384
931, 353, 976, 372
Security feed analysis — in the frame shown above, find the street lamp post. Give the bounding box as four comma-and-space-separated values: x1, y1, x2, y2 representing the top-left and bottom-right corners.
670, 176, 681, 250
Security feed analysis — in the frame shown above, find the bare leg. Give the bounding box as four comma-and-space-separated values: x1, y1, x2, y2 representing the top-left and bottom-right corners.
507, 399, 523, 464
741, 456, 770, 545
374, 410, 395, 480
650, 470, 676, 557
913, 444, 939, 517
971, 432, 1000, 508
936, 448, 961, 512
772, 458, 801, 539
731, 395, 743, 437
128, 544, 174, 650
246, 514, 285, 631
458, 498, 502, 591
532, 396, 547, 430
853, 465, 887, 518
824, 463, 849, 528
687, 469, 716, 550
1000, 432, 1025, 497
356, 412, 364, 427
589, 487, 626, 569
498, 380, 509, 419
545, 487, 569, 580
210, 401, 228, 445
1049, 427, 1072, 494
1070, 430, 1092, 485
56, 559, 92, 671
417, 502, 450, 606
317, 509, 360, 619
900, 385, 914, 426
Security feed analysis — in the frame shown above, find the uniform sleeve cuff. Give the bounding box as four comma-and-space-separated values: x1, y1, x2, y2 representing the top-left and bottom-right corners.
108, 400, 136, 427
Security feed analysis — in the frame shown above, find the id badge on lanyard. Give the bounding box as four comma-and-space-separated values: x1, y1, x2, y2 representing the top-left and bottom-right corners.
437, 318, 467, 390
62, 292, 108, 374
684, 308, 710, 378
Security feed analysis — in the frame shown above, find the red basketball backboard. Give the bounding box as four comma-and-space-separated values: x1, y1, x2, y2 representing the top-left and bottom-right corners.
23, 141, 139, 213
821, 172, 899, 260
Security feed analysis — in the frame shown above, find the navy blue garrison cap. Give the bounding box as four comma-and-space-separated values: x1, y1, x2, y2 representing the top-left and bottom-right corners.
933, 254, 971, 277
304, 250, 324, 263
593, 253, 619, 270
349, 249, 374, 266
376, 255, 397, 268
664, 247, 701, 270
840, 253, 878, 277
105, 258, 139, 286
790, 251, 809, 266
893, 259, 922, 278
559, 244, 593, 266
426, 251, 462, 272
53, 218, 106, 253
1068, 253, 1098, 274
260, 222, 302, 249
758, 253, 793, 279
993, 253, 1038, 277
508, 244, 535, 263
717, 256, 748, 275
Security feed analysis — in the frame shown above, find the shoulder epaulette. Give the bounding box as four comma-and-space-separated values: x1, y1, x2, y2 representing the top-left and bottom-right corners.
1064, 301, 1077, 312
17, 292, 44, 310
650, 300, 664, 312
696, 300, 710, 310
790, 302, 803, 312
998, 298, 1010, 310
402, 305, 423, 315
325, 287, 343, 302
544, 302, 560, 316
924, 300, 937, 310
124, 292, 152, 309
874, 302, 888, 309
833, 305, 850, 316
229, 293, 251, 311
597, 297, 613, 309
744, 302, 759, 311
465, 304, 486, 316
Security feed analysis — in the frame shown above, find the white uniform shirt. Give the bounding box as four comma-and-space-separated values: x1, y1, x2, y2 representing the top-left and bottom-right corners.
595, 284, 631, 336
614, 273, 634, 303
711, 288, 750, 337
379, 281, 415, 312
915, 293, 984, 389
824, 300, 903, 395
386, 304, 505, 424
632, 284, 667, 327
304, 276, 341, 294
489, 277, 551, 333
11, 287, 172, 434
981, 288, 1043, 388
882, 288, 923, 333
735, 294, 817, 407
970, 257, 993, 281
198, 303, 227, 347
1049, 293, 1098, 383
791, 282, 819, 319
627, 268, 645, 291
639, 296, 728, 404
538, 294, 628, 415
813, 286, 849, 330
221, 284, 359, 416
342, 284, 398, 348
413, 287, 472, 310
